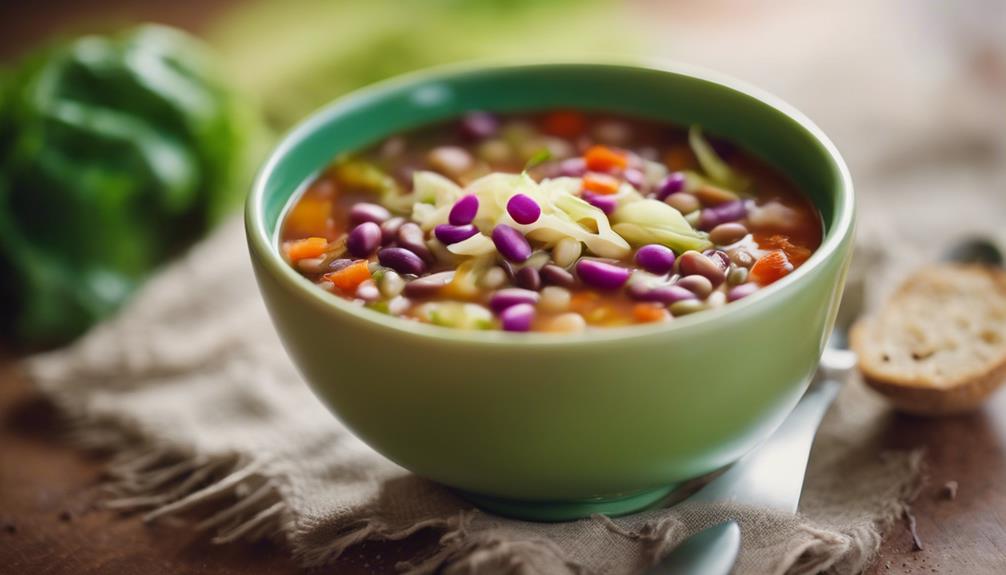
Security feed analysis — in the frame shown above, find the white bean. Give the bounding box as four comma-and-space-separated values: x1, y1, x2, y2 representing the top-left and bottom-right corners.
387, 296, 411, 315
539, 286, 571, 313
552, 238, 582, 268
426, 146, 473, 177
480, 266, 508, 289
379, 271, 405, 298
543, 312, 587, 333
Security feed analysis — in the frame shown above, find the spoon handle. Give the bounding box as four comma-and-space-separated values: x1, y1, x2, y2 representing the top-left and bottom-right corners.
685, 353, 851, 512
644, 521, 740, 575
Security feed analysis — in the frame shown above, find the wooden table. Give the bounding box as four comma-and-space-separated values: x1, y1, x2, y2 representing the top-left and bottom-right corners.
2, 355, 1004, 574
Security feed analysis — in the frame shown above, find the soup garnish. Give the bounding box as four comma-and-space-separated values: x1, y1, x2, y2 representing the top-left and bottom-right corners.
280, 111, 822, 333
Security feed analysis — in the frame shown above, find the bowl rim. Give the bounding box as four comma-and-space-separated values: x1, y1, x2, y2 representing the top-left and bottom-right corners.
246, 60, 855, 347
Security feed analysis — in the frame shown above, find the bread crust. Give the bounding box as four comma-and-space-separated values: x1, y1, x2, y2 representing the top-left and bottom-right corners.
851, 265, 1006, 415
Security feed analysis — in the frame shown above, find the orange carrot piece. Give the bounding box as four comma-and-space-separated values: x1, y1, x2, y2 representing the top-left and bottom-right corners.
284, 197, 333, 237
754, 233, 812, 266
284, 237, 328, 262
664, 144, 697, 171
749, 249, 794, 286
584, 145, 629, 172
633, 303, 669, 323
569, 291, 600, 314
582, 172, 621, 195
542, 110, 587, 138
323, 260, 371, 292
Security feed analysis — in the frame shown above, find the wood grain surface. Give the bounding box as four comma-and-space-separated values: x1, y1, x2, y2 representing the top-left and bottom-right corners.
0, 360, 444, 575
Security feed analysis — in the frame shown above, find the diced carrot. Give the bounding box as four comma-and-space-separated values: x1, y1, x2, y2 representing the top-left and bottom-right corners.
582, 172, 621, 195
283, 196, 333, 238
569, 291, 600, 314
323, 260, 372, 292
633, 303, 669, 323
753, 233, 812, 266
749, 249, 794, 286
584, 145, 629, 172
284, 237, 328, 262
664, 144, 697, 171
542, 110, 587, 138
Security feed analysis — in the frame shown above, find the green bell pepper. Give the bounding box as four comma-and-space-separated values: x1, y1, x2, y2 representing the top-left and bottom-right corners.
0, 25, 255, 345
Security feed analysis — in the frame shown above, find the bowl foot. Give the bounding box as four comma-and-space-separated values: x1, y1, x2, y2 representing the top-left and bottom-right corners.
458, 485, 675, 522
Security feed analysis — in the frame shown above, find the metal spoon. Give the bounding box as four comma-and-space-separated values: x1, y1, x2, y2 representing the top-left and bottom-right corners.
647, 236, 1003, 574
646, 521, 740, 575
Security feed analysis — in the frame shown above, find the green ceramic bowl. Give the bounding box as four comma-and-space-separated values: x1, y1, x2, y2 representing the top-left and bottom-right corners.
246, 62, 854, 521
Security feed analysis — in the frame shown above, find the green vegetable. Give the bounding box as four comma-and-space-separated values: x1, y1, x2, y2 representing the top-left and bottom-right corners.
0, 25, 257, 345
522, 148, 552, 172
611, 199, 712, 253
688, 125, 750, 192
419, 302, 494, 330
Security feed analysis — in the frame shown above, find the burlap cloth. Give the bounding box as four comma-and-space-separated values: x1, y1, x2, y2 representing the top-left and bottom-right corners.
23, 2, 1006, 572
26, 215, 924, 575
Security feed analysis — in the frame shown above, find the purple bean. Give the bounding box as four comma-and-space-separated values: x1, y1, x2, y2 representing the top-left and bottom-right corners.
378, 247, 426, 275
489, 288, 540, 313
501, 303, 535, 332
677, 251, 726, 286
540, 264, 577, 288
349, 202, 391, 226
507, 193, 541, 224
380, 217, 406, 245
623, 168, 645, 190
656, 172, 686, 200
397, 222, 435, 263
327, 258, 354, 272
449, 194, 479, 226
582, 192, 617, 215
434, 223, 479, 245
627, 283, 697, 304
576, 259, 631, 290
635, 244, 676, 275
728, 282, 760, 302
459, 111, 499, 140
347, 222, 382, 257
492, 224, 532, 262
403, 271, 456, 297
698, 200, 747, 231
559, 157, 586, 177
515, 266, 542, 291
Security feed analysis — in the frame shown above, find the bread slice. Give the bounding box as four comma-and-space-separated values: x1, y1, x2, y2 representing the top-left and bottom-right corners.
851, 264, 1006, 415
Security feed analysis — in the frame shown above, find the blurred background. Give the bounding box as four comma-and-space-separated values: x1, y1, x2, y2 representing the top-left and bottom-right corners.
1, 0, 1004, 345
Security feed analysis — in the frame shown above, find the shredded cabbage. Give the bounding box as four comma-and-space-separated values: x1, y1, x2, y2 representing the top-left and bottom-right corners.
410, 171, 464, 230
443, 257, 494, 299
416, 301, 494, 330
331, 157, 415, 214
611, 199, 712, 253
688, 126, 750, 192
457, 171, 631, 258
447, 233, 496, 256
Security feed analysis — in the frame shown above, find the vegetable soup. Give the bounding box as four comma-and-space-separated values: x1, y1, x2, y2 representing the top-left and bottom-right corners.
279, 110, 822, 333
